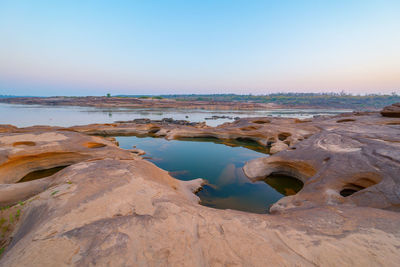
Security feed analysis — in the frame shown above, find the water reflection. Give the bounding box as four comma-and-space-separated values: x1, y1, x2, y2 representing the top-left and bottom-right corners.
117, 136, 302, 214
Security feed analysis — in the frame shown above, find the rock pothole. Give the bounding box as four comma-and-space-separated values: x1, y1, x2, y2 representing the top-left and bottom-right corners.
17, 165, 70, 183
263, 173, 304, 196
83, 142, 107, 148
340, 177, 381, 197
12, 141, 36, 147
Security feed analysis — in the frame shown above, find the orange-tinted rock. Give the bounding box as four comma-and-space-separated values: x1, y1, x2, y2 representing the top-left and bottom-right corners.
0, 130, 135, 206
2, 158, 400, 266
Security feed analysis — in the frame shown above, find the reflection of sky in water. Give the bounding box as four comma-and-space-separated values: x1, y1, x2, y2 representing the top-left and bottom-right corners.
117, 136, 287, 214
0, 103, 351, 127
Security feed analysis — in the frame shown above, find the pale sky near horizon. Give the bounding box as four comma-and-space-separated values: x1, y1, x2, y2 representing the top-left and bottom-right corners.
0, 0, 399, 96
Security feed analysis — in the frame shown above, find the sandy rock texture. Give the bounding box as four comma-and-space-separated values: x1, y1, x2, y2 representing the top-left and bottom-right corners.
70, 116, 319, 154
1, 158, 400, 266
0, 107, 400, 266
244, 112, 400, 214
0, 129, 134, 206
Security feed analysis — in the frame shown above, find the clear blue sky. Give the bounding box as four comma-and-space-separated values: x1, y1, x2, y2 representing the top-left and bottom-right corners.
0, 0, 399, 96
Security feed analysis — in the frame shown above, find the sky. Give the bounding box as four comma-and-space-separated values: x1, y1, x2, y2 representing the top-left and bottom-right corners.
0, 0, 399, 96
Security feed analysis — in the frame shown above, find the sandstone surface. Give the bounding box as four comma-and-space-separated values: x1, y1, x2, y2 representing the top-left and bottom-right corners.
69, 116, 319, 154
0, 108, 400, 266
0, 130, 134, 206
244, 112, 400, 214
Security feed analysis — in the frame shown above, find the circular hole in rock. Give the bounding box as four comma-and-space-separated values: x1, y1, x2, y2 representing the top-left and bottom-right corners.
340, 188, 359, 197
340, 177, 379, 197
263, 173, 304, 196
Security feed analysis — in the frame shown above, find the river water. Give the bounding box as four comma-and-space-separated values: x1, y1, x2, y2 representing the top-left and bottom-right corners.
0, 103, 350, 127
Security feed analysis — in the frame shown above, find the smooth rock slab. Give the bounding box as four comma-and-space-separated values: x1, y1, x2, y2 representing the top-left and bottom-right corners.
1, 159, 400, 266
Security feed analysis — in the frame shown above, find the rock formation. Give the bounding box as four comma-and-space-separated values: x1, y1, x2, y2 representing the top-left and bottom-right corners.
244, 111, 400, 214
1, 107, 400, 266
381, 102, 400, 117
0, 130, 134, 206
69, 116, 319, 154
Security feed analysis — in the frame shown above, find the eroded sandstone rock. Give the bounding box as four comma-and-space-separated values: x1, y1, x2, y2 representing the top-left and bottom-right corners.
69, 116, 320, 155
0, 130, 134, 206
1, 158, 400, 266
381, 102, 400, 117
244, 112, 400, 213
1, 107, 400, 266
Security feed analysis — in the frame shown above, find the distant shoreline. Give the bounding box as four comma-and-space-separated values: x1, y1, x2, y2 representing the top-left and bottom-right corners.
0, 94, 396, 110
0, 96, 280, 111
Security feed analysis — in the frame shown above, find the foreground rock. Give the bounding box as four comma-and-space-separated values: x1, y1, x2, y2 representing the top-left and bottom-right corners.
1, 107, 400, 266
0, 130, 133, 206
1, 158, 400, 266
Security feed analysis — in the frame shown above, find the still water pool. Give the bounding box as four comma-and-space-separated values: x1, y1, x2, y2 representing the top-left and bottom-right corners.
117, 136, 302, 214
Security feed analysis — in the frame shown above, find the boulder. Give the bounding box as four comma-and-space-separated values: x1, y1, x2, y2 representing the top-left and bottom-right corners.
380, 102, 400, 117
